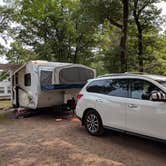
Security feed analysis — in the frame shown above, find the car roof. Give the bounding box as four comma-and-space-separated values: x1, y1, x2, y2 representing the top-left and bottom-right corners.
95, 73, 166, 82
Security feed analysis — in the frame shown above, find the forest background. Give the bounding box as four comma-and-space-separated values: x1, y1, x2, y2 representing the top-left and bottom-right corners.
0, 0, 166, 78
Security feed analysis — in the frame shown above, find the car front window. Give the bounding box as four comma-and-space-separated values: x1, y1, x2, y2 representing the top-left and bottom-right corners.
130, 79, 160, 100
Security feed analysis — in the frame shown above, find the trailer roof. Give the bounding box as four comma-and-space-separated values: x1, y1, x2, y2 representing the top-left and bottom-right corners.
12, 61, 72, 75
30, 60, 95, 71
31, 60, 72, 67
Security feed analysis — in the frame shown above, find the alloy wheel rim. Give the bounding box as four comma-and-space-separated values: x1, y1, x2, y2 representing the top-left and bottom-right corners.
86, 114, 99, 133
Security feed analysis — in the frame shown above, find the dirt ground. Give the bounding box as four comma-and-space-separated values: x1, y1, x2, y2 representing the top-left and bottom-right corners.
0, 110, 166, 166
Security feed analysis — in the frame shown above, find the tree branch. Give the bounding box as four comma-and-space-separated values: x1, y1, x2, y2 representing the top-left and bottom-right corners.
138, 0, 152, 16
107, 16, 123, 29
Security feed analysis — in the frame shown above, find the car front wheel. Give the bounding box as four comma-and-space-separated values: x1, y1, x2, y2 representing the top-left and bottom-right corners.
84, 110, 104, 136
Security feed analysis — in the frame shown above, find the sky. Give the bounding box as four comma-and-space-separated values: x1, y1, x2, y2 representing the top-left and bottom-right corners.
0, 0, 166, 64
156, 1, 166, 15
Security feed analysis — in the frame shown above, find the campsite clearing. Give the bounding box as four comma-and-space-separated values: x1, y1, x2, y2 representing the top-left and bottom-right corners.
0, 110, 166, 166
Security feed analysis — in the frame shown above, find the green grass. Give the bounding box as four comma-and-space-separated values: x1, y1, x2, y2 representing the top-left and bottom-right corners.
0, 100, 11, 108
0, 100, 11, 121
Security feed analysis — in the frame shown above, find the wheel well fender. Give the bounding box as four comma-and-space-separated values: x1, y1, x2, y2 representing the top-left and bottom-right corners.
82, 108, 102, 125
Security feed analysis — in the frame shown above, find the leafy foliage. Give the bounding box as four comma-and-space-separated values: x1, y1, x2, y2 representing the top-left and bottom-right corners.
7, 0, 98, 64
0, 0, 166, 75
0, 71, 9, 81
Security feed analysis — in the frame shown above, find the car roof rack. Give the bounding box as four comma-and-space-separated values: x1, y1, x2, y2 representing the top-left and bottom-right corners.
124, 72, 147, 75
97, 73, 125, 78
97, 72, 148, 78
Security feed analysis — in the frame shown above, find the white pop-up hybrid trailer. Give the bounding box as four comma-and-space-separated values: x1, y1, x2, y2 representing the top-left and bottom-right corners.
11, 60, 96, 110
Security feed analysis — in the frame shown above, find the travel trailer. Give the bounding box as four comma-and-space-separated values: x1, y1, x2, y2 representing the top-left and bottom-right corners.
11, 60, 96, 110
0, 80, 11, 100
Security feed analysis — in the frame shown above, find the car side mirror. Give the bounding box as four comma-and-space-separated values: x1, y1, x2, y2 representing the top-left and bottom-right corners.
150, 91, 166, 102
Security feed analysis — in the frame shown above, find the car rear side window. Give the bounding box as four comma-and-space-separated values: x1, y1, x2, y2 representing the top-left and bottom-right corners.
86, 79, 129, 98
107, 79, 128, 97
86, 80, 107, 93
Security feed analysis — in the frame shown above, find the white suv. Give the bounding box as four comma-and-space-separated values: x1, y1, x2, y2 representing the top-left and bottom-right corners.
75, 73, 166, 141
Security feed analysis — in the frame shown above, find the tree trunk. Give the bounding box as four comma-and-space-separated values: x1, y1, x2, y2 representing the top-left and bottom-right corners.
73, 47, 78, 63
120, 0, 129, 72
137, 26, 143, 72
133, 5, 144, 72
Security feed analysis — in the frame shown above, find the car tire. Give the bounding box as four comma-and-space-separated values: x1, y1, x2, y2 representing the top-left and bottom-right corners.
84, 110, 104, 136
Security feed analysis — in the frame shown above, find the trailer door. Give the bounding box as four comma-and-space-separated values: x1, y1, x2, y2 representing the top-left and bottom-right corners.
12, 73, 19, 107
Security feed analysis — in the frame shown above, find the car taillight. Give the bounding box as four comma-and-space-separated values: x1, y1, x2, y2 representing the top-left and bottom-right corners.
77, 94, 83, 100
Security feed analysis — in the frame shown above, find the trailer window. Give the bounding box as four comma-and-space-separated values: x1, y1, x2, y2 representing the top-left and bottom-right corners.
24, 73, 31, 86
40, 70, 53, 86
59, 67, 94, 84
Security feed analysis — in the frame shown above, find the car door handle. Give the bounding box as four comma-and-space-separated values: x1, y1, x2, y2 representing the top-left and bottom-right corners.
96, 99, 103, 103
128, 104, 138, 108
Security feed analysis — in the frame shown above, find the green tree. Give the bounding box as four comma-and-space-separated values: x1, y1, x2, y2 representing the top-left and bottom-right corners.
0, 71, 9, 81
0, 5, 13, 59
6, 42, 37, 64
81, 0, 129, 72
1, 0, 166, 76
3, 0, 97, 64
131, 0, 163, 72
